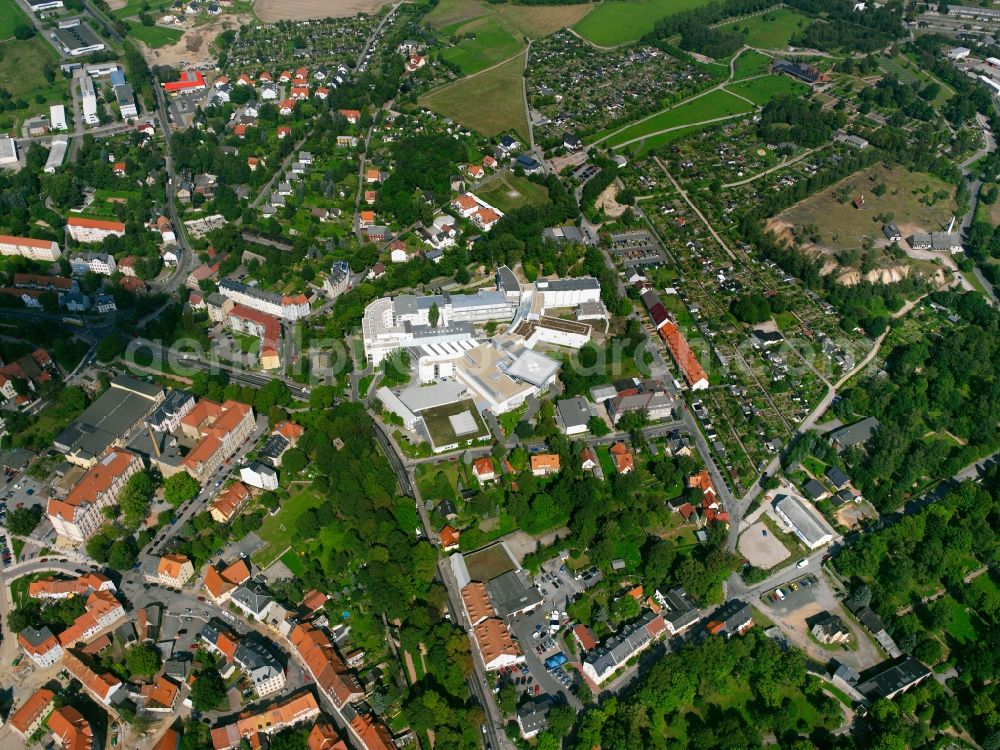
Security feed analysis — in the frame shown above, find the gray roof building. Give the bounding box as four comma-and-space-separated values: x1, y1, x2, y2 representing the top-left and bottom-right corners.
857, 657, 931, 700
828, 417, 880, 450
230, 581, 273, 618
659, 587, 699, 635
484, 570, 543, 618
516, 698, 551, 738
55, 374, 164, 464
706, 600, 753, 638
556, 397, 596, 434
825, 465, 850, 489
774, 492, 834, 549
802, 478, 827, 500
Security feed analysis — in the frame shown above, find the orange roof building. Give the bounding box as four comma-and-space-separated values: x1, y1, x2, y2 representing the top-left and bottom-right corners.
58, 590, 126, 647
227, 305, 281, 370
274, 420, 304, 443
659, 321, 708, 390
290, 623, 363, 708
63, 650, 123, 704
18, 625, 64, 667
47, 706, 94, 750
439, 525, 461, 550
163, 70, 206, 93
461, 582, 494, 626
66, 216, 126, 242
8, 688, 56, 739
210, 692, 321, 750
203, 557, 252, 602
47, 449, 143, 542
29, 571, 115, 599
338, 108, 361, 123
152, 728, 181, 750
180, 399, 255, 483
610, 442, 634, 474
302, 589, 329, 613
472, 457, 496, 482
0, 233, 62, 261
573, 623, 598, 651
210, 481, 252, 523
473, 618, 522, 671
530, 453, 560, 477
140, 676, 179, 712
349, 714, 396, 750
308, 722, 348, 750
154, 553, 195, 587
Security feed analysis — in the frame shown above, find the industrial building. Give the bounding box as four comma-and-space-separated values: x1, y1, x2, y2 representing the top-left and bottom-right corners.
773, 490, 835, 550
44, 139, 68, 173
53, 21, 106, 56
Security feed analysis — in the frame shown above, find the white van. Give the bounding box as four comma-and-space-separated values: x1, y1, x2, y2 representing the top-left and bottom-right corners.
796, 558, 809, 569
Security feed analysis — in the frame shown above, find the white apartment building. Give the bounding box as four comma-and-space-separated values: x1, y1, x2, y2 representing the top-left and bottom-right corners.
217, 278, 310, 321
50, 104, 68, 131
47, 449, 143, 542
17, 627, 64, 668
44, 139, 68, 174
67, 217, 125, 243
0, 234, 62, 261
80, 75, 98, 125
534, 276, 601, 309
70, 252, 116, 275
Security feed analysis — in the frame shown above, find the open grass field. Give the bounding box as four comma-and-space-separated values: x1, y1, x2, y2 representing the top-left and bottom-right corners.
772, 164, 958, 257
572, 0, 715, 47
0, 36, 71, 132
425, 0, 488, 29
604, 89, 754, 147
942, 596, 978, 645
720, 7, 811, 49
419, 54, 529, 140
0, 0, 30, 40
476, 173, 550, 213
441, 16, 522, 76
726, 74, 809, 106
732, 49, 772, 80
129, 24, 184, 49
251, 485, 325, 567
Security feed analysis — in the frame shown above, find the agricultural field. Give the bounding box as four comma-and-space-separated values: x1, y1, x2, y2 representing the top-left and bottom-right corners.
720, 7, 811, 49
427, 0, 593, 39
0, 0, 30, 40
440, 16, 523, 75
726, 74, 809, 106
476, 173, 550, 213
769, 164, 958, 265
572, 0, 716, 47
419, 54, 529, 140
0, 36, 71, 132
129, 24, 184, 49
603, 89, 755, 148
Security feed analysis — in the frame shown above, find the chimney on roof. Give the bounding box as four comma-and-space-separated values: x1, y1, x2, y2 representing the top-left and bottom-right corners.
147, 422, 161, 459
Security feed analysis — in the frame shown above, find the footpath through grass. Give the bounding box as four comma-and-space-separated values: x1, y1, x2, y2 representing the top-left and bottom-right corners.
604, 88, 754, 148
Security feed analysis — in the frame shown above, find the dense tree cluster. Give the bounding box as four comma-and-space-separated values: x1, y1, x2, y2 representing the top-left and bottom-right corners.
836, 291, 1000, 511
758, 95, 845, 148
568, 629, 839, 750
379, 134, 466, 226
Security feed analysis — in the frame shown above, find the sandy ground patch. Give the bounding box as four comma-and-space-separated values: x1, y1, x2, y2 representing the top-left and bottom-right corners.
548, 149, 587, 174
738, 521, 791, 569
595, 182, 627, 217
255, 0, 394, 22
140, 17, 248, 67
106, 0, 127, 9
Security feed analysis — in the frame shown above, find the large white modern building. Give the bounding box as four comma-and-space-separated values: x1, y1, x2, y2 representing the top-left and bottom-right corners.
44, 139, 68, 173
534, 276, 601, 309
0, 136, 18, 166
0, 234, 61, 261
80, 75, 98, 125
50, 105, 68, 131
70, 252, 116, 275
218, 278, 310, 321
773, 491, 835, 550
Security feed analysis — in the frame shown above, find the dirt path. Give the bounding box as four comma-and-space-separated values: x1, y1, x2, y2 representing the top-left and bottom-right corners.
403, 650, 418, 684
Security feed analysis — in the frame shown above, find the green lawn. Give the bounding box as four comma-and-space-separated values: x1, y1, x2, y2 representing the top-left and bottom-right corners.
419, 54, 529, 141
632, 123, 720, 154
278, 549, 306, 576
0, 36, 71, 132
114, 0, 174, 19
128, 24, 183, 49
572, 0, 716, 47
942, 596, 977, 645
732, 49, 773, 80
720, 7, 811, 49
252, 486, 325, 567
726, 74, 809, 106
441, 16, 523, 75
475, 173, 550, 213
596, 445, 615, 478
0, 0, 29, 40
604, 89, 754, 148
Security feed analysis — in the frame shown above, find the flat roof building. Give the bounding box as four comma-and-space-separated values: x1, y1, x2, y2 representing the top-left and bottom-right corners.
55, 374, 164, 466
54, 23, 106, 56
